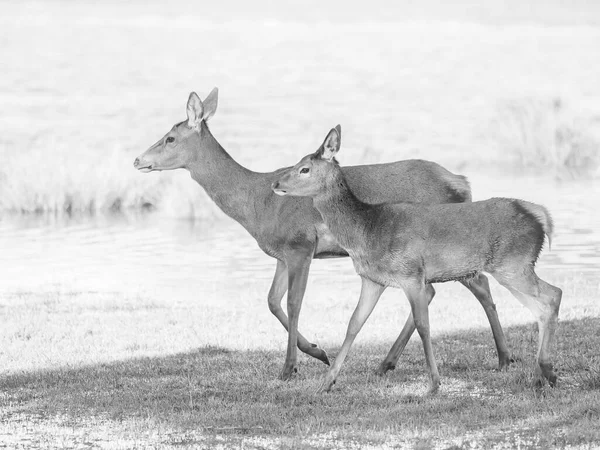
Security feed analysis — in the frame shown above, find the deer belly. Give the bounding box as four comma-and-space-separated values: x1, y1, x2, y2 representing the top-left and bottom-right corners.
348, 252, 403, 287
423, 248, 485, 283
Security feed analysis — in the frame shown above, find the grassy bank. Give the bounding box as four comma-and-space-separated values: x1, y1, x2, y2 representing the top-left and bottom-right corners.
1, 267, 599, 448
1, 318, 599, 449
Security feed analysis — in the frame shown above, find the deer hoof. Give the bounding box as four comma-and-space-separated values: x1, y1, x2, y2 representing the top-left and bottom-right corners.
320, 350, 331, 366
539, 363, 557, 387
375, 361, 395, 376
308, 345, 330, 365
498, 354, 514, 371
279, 365, 298, 381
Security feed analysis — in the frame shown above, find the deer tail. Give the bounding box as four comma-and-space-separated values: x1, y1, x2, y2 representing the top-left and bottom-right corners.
436, 168, 472, 203
516, 200, 554, 250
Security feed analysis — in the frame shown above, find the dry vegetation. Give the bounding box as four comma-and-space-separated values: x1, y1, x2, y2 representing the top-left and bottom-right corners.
490, 98, 600, 179
1, 2, 600, 217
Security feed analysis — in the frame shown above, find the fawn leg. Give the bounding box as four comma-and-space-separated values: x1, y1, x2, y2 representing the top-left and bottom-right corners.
461, 273, 512, 369
317, 277, 386, 393
403, 282, 440, 394
377, 273, 511, 375
493, 268, 562, 386
376, 285, 436, 376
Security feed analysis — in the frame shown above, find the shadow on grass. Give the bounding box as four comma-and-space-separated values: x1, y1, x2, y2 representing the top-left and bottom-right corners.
1, 318, 600, 446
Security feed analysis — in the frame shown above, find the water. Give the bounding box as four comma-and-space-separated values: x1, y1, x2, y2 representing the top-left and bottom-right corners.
1, 174, 599, 301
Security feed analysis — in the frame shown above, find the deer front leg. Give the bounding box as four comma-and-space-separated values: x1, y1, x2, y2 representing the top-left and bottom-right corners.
317, 277, 386, 393
268, 259, 330, 375
280, 251, 322, 381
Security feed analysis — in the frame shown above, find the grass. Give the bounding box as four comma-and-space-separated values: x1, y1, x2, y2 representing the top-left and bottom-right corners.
1, 320, 600, 449
1, 270, 599, 448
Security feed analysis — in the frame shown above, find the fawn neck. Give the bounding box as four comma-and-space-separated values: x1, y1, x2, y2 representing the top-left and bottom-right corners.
312, 168, 370, 252
187, 123, 261, 229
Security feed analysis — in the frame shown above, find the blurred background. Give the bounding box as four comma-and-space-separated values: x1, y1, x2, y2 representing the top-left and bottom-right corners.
1, 0, 599, 217
0, 1, 599, 370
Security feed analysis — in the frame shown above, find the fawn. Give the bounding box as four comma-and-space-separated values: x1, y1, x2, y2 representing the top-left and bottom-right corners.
272, 125, 561, 393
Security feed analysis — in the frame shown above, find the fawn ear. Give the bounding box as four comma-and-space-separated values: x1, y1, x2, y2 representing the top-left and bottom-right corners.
318, 125, 341, 161
202, 87, 218, 122
186, 92, 204, 129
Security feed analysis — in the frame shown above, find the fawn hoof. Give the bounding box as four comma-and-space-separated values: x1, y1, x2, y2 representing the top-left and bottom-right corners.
315, 374, 336, 394
534, 377, 545, 390
535, 364, 557, 389
375, 361, 396, 377
427, 381, 440, 396
540, 363, 557, 387
279, 365, 298, 381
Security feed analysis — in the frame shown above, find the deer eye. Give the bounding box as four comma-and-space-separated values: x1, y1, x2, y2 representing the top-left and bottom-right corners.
166, 137, 175, 143
300, 167, 310, 174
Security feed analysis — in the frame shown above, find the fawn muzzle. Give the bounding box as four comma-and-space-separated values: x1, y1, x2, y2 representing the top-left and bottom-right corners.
271, 181, 288, 196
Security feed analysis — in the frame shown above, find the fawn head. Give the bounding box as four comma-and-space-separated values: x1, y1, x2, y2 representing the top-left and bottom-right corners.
272, 125, 341, 197
133, 88, 218, 172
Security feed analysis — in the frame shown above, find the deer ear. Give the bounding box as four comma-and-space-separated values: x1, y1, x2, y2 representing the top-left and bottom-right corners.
318, 125, 341, 161
202, 87, 218, 122
186, 92, 204, 129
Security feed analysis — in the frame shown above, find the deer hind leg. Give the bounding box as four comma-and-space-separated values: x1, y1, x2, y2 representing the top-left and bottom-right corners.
376, 284, 436, 376
268, 259, 330, 373
402, 281, 440, 394
461, 273, 512, 369
317, 277, 386, 393
492, 267, 562, 386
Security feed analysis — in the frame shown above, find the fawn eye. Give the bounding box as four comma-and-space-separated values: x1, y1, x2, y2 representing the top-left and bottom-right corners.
300, 167, 310, 174
166, 137, 175, 143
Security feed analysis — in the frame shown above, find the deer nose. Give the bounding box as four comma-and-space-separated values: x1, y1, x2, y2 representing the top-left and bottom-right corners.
271, 181, 280, 190
133, 158, 140, 168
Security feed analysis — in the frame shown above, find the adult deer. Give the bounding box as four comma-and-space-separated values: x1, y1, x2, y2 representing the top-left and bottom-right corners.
134, 88, 511, 380
272, 126, 562, 393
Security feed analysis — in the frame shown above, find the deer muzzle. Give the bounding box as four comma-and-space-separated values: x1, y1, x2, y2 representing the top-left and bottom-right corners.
133, 157, 153, 173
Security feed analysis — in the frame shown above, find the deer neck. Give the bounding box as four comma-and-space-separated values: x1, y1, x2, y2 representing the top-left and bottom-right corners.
186, 126, 260, 229
312, 169, 370, 253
